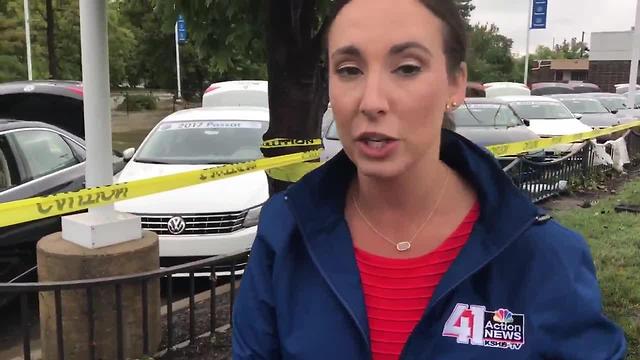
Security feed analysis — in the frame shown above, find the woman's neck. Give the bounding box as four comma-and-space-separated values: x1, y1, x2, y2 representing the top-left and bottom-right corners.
353, 154, 451, 217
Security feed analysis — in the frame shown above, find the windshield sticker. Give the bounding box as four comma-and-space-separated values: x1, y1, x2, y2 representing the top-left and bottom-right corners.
158, 121, 262, 131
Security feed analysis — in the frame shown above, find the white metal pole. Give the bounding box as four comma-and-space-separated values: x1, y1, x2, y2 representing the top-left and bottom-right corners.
79, 0, 114, 215
524, 0, 533, 85
23, 0, 33, 80
175, 22, 182, 100
627, 0, 640, 109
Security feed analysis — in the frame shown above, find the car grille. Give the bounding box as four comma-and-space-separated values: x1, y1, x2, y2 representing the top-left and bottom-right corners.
138, 211, 248, 236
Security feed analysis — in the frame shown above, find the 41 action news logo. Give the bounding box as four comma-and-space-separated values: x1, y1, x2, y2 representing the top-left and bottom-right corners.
442, 303, 525, 351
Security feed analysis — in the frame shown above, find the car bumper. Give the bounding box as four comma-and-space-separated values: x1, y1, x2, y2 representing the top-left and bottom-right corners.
158, 226, 256, 258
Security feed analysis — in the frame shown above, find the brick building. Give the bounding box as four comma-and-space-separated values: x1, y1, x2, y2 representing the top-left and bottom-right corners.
588, 30, 640, 93
530, 59, 589, 84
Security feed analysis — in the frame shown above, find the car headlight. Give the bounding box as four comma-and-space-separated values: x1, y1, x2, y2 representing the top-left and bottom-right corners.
243, 205, 263, 228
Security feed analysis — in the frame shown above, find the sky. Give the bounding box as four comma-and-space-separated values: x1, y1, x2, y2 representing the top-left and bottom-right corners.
469, 0, 638, 57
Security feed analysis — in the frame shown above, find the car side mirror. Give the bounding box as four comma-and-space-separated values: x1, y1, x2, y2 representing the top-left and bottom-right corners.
522, 119, 531, 126
611, 109, 618, 114
574, 113, 583, 120
122, 147, 136, 162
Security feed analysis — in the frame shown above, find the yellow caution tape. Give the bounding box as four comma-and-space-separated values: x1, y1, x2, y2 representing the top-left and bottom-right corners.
486, 120, 640, 157
3, 121, 639, 227
0, 150, 321, 227
261, 138, 323, 182
261, 138, 322, 149
266, 162, 322, 183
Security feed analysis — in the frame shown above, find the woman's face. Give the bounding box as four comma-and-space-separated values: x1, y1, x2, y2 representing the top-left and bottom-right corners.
328, 0, 467, 179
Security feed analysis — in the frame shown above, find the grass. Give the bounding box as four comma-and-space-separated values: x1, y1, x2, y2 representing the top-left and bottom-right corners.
553, 177, 640, 358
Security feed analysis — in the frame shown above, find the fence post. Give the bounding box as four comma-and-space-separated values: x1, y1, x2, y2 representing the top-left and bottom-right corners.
581, 142, 592, 178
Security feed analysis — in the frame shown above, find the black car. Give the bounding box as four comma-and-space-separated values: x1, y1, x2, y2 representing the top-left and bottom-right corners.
0, 81, 124, 287
0, 120, 125, 286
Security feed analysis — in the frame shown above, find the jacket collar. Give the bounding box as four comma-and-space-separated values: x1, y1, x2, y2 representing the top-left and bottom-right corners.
284, 129, 540, 347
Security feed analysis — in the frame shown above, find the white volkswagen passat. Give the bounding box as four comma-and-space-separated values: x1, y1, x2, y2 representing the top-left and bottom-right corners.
115, 107, 269, 271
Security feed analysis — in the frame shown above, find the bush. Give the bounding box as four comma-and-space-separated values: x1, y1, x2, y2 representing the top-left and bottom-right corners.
117, 94, 158, 111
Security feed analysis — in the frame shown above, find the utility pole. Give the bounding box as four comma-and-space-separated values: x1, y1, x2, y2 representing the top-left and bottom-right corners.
23, 0, 33, 80
628, 0, 640, 109
524, 0, 533, 85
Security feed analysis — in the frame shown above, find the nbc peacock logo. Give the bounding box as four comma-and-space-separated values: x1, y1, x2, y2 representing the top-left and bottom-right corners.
492, 308, 514, 324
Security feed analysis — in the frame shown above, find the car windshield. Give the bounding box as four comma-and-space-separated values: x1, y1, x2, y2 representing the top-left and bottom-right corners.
558, 99, 609, 114
510, 102, 574, 120
135, 120, 268, 164
452, 104, 520, 127
597, 97, 627, 111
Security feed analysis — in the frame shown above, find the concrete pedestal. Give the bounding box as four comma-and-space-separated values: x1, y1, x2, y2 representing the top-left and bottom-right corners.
37, 231, 160, 360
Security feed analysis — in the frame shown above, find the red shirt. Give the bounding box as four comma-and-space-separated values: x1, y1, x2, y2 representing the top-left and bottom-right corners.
354, 203, 480, 360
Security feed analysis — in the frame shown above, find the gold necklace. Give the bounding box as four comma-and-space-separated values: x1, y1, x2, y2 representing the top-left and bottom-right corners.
351, 168, 451, 252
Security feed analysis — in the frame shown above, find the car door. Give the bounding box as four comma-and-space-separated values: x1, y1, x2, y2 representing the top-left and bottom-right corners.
0, 129, 86, 253
2, 128, 85, 202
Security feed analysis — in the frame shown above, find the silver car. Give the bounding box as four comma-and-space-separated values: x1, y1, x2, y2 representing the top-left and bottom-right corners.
549, 95, 622, 128
452, 98, 541, 147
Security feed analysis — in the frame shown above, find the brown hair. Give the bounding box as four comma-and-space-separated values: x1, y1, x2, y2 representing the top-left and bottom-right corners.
325, 0, 467, 130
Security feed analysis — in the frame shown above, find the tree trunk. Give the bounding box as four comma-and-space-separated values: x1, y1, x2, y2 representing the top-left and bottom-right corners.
45, 0, 59, 79
263, 0, 328, 195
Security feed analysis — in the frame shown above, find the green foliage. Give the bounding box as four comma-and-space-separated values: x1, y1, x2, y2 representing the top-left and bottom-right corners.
116, 94, 158, 111
467, 23, 516, 83
532, 38, 589, 60
0, 0, 526, 97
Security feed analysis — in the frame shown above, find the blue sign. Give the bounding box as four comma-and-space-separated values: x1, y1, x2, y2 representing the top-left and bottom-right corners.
177, 15, 187, 43
531, 0, 548, 29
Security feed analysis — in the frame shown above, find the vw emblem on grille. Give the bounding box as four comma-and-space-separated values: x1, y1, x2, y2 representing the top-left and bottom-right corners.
167, 216, 186, 235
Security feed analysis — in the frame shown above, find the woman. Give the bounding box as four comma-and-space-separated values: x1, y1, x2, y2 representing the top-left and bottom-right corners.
233, 0, 626, 358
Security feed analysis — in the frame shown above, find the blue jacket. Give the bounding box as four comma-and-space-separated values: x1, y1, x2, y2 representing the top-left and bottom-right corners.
233, 130, 626, 359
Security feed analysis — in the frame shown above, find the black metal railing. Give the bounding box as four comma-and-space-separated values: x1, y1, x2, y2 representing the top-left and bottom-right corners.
504, 142, 594, 203
0, 251, 249, 360
503, 129, 640, 203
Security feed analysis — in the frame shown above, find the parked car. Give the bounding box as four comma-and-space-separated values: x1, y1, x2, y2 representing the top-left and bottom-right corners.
321, 107, 343, 162
451, 98, 540, 147
567, 82, 601, 93
496, 96, 592, 137
581, 92, 640, 123
549, 94, 622, 128
0, 119, 125, 286
484, 82, 531, 98
114, 107, 270, 272
615, 83, 640, 94
622, 91, 640, 109
530, 82, 575, 96
0, 80, 85, 137
202, 80, 268, 108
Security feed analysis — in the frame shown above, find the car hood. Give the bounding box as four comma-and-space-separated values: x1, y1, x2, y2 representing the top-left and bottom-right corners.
578, 113, 622, 128
614, 109, 640, 123
526, 118, 592, 136
114, 161, 269, 214
454, 126, 540, 147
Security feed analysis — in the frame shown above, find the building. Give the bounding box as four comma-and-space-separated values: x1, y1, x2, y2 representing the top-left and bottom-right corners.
588, 29, 639, 92
530, 59, 589, 83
